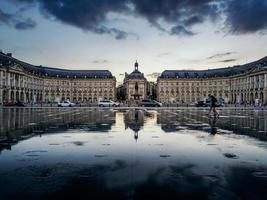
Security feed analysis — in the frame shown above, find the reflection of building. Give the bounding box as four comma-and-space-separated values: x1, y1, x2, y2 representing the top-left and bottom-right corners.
157, 110, 267, 140
0, 109, 115, 152
124, 109, 145, 141
0, 52, 116, 104
157, 57, 267, 104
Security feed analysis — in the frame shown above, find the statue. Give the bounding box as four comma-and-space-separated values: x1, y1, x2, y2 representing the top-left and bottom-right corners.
135, 82, 138, 94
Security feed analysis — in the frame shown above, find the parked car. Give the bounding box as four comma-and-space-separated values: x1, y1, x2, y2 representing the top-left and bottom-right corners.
98, 99, 120, 107
138, 99, 162, 107
195, 101, 208, 107
58, 100, 75, 107
4, 101, 25, 107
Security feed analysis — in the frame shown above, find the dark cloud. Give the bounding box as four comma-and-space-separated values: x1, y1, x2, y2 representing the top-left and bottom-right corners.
0, 8, 36, 30
218, 59, 237, 63
171, 25, 195, 36
6, 0, 267, 37
207, 52, 236, 60
11, 0, 220, 37
183, 15, 204, 27
15, 18, 36, 30
14, 0, 130, 39
0, 8, 13, 24
225, 0, 267, 34
132, 0, 219, 35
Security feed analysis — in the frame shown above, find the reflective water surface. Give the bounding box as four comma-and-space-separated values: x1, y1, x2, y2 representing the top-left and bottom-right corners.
0, 108, 267, 200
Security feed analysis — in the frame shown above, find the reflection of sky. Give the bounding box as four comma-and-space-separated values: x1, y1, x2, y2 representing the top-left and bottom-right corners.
0, 112, 267, 196
0, 109, 267, 199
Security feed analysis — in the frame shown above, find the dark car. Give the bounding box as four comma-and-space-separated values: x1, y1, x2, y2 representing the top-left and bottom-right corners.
139, 99, 162, 107
4, 101, 25, 107
195, 101, 208, 107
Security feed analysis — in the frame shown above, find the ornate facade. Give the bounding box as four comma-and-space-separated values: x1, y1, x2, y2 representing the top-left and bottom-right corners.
0, 52, 116, 104
1, 52, 267, 105
157, 57, 267, 104
122, 61, 148, 101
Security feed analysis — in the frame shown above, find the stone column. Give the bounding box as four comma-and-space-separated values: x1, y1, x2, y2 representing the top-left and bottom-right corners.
13, 74, 16, 89
17, 90, 20, 102
0, 71, 2, 104
0, 88, 2, 104
7, 72, 10, 87
264, 89, 267, 105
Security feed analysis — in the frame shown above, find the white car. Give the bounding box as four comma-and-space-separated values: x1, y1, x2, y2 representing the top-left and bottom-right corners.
58, 100, 75, 107
98, 99, 119, 107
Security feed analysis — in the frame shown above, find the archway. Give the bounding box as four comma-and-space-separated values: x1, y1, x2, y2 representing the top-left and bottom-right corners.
260, 91, 264, 103
250, 93, 254, 104
26, 92, 29, 102
3, 90, 7, 103
30, 92, 33, 102
36, 93, 40, 102
20, 92, 24, 102
255, 92, 258, 99
16, 91, 19, 102
11, 91, 14, 101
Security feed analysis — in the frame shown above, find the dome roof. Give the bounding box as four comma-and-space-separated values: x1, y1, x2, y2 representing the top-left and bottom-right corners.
127, 60, 145, 79
128, 69, 145, 79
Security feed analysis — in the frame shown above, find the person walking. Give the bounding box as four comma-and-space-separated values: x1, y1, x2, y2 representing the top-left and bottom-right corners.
208, 94, 219, 116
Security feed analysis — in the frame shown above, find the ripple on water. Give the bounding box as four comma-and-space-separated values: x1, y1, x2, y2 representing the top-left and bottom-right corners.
72, 141, 86, 146
223, 153, 239, 159
160, 155, 171, 158
94, 155, 106, 158
101, 144, 111, 146
252, 171, 267, 178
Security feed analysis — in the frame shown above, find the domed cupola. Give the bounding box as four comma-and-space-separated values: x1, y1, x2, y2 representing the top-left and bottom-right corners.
127, 60, 145, 79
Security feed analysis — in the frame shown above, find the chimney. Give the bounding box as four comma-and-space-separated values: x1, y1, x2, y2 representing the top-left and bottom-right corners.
6, 53, 12, 57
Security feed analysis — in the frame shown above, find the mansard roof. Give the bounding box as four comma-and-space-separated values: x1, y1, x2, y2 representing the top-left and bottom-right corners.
127, 69, 145, 79
0, 52, 114, 79
160, 56, 267, 79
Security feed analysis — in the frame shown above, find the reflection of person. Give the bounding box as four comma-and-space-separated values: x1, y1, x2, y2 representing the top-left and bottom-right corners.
209, 115, 218, 135
208, 94, 219, 116
255, 98, 259, 107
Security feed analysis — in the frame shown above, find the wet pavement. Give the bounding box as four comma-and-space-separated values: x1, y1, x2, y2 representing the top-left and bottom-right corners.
0, 108, 267, 200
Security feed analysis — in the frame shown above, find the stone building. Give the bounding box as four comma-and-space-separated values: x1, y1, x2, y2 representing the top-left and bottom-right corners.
122, 61, 148, 101
0, 52, 116, 104
157, 56, 267, 104
1, 51, 267, 105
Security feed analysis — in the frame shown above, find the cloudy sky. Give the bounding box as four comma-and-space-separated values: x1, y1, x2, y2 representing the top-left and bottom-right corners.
1, 0, 267, 82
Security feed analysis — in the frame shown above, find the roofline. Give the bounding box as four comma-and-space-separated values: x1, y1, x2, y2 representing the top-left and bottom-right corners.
0, 53, 114, 78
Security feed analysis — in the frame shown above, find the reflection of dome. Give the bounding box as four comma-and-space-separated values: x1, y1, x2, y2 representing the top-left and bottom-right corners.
124, 110, 146, 141
124, 110, 144, 132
